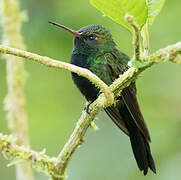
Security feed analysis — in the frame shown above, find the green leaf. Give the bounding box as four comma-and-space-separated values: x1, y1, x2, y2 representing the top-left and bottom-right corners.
90, 0, 165, 56
128, 60, 149, 68
90, 0, 148, 33
146, 0, 165, 27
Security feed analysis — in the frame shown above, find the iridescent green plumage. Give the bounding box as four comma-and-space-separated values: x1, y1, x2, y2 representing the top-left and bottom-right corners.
49, 22, 156, 175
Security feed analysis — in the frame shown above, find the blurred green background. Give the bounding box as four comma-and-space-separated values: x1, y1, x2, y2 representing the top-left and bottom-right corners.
0, 0, 181, 179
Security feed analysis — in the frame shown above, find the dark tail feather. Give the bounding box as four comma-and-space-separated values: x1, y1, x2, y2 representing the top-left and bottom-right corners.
145, 139, 156, 174
119, 106, 156, 175
128, 126, 156, 175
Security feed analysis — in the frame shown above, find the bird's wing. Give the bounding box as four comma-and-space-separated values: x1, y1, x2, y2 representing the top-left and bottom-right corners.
105, 106, 129, 136
121, 85, 151, 141
104, 49, 151, 142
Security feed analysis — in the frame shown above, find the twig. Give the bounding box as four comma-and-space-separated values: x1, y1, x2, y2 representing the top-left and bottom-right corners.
54, 103, 101, 179
0, 133, 58, 178
125, 14, 141, 60
145, 42, 181, 64
0, 45, 114, 107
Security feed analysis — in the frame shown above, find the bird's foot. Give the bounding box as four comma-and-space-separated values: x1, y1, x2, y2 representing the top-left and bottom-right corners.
84, 103, 92, 114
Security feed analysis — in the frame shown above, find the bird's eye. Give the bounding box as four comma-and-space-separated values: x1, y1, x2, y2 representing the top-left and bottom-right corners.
88, 35, 97, 41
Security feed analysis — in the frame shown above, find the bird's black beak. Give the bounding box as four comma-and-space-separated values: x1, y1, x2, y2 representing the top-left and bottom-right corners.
49, 21, 81, 37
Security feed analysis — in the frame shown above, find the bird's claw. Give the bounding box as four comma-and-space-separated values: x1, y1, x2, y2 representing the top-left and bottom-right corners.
84, 103, 91, 114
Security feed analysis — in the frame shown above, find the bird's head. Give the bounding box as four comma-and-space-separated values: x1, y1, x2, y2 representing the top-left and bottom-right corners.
49, 21, 116, 54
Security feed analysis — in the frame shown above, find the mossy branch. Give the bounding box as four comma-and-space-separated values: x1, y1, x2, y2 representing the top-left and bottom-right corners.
0, 45, 114, 107
1, 0, 33, 179
125, 14, 141, 60
0, 133, 57, 178
0, 41, 181, 179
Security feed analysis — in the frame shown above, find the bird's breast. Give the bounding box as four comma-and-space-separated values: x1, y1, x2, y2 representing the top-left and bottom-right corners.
71, 53, 100, 102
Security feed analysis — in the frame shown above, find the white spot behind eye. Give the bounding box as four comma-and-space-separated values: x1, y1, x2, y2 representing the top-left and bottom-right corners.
88, 35, 98, 41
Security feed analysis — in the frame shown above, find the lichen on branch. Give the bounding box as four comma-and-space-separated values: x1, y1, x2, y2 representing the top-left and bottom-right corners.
0, 45, 114, 107
0, 133, 58, 178
1, 0, 33, 179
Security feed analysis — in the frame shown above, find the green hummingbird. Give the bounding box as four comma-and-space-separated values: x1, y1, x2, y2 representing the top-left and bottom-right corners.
49, 21, 156, 175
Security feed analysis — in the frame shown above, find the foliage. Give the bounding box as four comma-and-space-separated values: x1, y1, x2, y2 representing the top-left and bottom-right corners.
91, 0, 165, 32
91, 0, 165, 53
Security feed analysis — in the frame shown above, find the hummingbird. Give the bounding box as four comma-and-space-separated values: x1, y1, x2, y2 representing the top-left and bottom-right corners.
49, 21, 156, 175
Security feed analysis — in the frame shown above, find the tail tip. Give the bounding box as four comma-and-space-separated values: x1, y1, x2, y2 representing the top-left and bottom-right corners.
143, 169, 148, 176
150, 165, 156, 174
143, 165, 156, 175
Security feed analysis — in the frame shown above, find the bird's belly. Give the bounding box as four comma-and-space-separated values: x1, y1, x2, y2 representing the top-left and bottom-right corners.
71, 72, 99, 102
